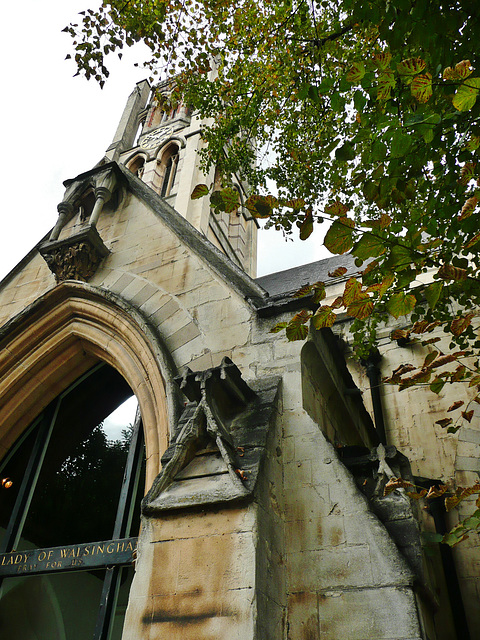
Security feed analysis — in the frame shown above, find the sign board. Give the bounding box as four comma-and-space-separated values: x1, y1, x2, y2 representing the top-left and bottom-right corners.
0, 537, 137, 578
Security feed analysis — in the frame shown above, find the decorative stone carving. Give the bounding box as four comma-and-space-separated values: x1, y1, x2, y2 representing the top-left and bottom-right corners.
39, 226, 109, 283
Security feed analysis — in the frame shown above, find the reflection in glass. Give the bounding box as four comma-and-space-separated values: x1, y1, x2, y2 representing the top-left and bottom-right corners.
0, 364, 143, 639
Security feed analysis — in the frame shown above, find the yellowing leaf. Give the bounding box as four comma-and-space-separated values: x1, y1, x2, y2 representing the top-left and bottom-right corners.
426, 485, 448, 499
442, 61, 473, 81
411, 72, 432, 103
347, 294, 374, 319
270, 322, 288, 333
453, 78, 480, 112
312, 305, 336, 329
325, 199, 349, 217
346, 62, 365, 83
311, 283, 327, 303
384, 477, 414, 495
397, 57, 426, 76
438, 264, 468, 281
436, 417, 453, 428
406, 489, 428, 499
459, 162, 476, 186
323, 218, 355, 254
284, 198, 305, 210
366, 274, 395, 299
430, 352, 467, 369
455, 60, 473, 79
391, 329, 410, 341
373, 51, 392, 70
447, 401, 464, 412
445, 484, 480, 511
191, 183, 210, 199
245, 194, 278, 218
377, 70, 396, 101
465, 232, 480, 249
343, 277, 362, 305
459, 195, 478, 220
467, 135, 480, 151
451, 314, 474, 337
328, 266, 348, 278
286, 322, 309, 341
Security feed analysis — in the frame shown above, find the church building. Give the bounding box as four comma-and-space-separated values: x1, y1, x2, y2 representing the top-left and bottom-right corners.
0, 80, 479, 639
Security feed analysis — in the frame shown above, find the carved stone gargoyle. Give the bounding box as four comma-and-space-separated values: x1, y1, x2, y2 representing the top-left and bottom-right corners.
143, 358, 280, 513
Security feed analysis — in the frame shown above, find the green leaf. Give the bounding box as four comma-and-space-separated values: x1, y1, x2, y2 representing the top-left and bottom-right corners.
387, 245, 414, 271
430, 377, 446, 394
245, 194, 278, 218
353, 232, 386, 260
191, 184, 210, 199
391, 130, 412, 158
270, 322, 288, 333
425, 281, 443, 309
299, 209, 314, 240
335, 142, 356, 162
453, 78, 480, 112
386, 292, 416, 318
324, 218, 355, 254
354, 90, 367, 112
371, 140, 388, 161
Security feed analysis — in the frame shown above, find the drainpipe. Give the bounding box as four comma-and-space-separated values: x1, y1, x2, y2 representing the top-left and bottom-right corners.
361, 351, 387, 445
426, 495, 471, 640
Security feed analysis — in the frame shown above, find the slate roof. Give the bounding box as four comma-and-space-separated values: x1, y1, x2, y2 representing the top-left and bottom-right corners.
255, 253, 358, 298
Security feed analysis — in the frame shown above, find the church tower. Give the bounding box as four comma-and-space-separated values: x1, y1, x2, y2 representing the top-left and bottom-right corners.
105, 79, 258, 277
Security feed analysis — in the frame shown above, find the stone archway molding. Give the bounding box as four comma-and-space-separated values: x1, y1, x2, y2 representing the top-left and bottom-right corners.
0, 281, 181, 489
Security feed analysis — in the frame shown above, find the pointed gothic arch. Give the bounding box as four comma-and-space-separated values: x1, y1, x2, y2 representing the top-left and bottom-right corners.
0, 282, 180, 489
126, 153, 147, 178
155, 140, 184, 197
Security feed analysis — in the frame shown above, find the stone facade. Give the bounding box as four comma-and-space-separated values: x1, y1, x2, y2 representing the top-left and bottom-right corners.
0, 82, 478, 640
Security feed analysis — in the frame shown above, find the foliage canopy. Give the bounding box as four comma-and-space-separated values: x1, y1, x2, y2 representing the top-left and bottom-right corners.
67, 0, 480, 543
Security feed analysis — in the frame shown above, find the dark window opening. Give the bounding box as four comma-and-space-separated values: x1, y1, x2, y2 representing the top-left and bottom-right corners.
160, 147, 179, 197
0, 363, 145, 640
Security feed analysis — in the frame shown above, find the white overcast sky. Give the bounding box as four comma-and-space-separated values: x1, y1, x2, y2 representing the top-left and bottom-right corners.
1, 0, 327, 281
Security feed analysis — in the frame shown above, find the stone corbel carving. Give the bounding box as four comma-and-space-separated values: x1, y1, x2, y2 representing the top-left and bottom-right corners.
39, 226, 110, 283
143, 358, 281, 513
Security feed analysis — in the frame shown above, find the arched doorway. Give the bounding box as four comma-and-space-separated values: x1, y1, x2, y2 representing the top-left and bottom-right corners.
0, 363, 144, 639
